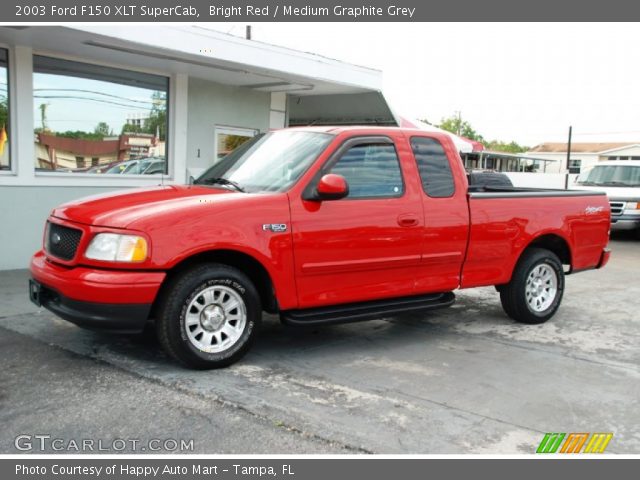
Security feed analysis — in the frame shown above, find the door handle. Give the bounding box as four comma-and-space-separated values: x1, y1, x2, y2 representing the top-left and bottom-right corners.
397, 214, 419, 227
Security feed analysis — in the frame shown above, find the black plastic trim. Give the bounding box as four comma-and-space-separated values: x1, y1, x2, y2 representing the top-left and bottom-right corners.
281, 292, 455, 326
29, 279, 151, 333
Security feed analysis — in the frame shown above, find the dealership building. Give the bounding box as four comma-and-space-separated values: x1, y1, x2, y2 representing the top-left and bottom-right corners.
526, 142, 640, 174
0, 26, 396, 270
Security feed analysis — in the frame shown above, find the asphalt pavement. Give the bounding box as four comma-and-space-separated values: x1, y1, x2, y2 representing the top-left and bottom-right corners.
1, 231, 638, 454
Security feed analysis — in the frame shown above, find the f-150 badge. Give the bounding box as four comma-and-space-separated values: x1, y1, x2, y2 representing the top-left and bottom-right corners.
262, 224, 288, 232
585, 206, 604, 214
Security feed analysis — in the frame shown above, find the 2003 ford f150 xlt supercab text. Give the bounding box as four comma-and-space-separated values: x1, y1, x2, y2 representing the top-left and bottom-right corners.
29, 127, 612, 368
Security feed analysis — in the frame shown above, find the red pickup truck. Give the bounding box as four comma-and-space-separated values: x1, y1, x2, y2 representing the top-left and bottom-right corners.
29, 127, 611, 368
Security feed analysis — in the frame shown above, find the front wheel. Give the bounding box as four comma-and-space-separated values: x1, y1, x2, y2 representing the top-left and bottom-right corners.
156, 263, 261, 369
499, 248, 564, 324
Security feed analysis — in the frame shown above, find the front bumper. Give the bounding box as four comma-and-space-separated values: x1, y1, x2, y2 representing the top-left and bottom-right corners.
611, 214, 640, 231
29, 251, 165, 333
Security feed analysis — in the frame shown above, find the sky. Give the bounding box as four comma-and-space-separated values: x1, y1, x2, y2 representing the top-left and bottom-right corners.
33, 73, 159, 135
208, 22, 640, 147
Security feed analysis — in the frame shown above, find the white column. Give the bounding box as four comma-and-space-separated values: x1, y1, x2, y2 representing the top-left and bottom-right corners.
269, 92, 287, 129
12, 45, 34, 182
170, 73, 188, 184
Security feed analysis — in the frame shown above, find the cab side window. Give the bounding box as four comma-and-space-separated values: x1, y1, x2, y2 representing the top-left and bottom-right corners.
410, 137, 455, 198
329, 143, 404, 199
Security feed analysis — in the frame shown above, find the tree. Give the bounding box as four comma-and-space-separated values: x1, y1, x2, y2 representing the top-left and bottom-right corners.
484, 140, 529, 154
434, 113, 529, 153
94, 122, 111, 137
122, 91, 167, 140
54, 130, 104, 140
438, 115, 484, 142
143, 91, 167, 141
0, 95, 8, 130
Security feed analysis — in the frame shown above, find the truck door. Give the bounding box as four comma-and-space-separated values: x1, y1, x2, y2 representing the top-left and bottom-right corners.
408, 135, 470, 293
290, 135, 425, 309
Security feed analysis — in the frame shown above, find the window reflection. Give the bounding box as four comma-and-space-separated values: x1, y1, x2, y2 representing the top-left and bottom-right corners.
33, 56, 168, 175
0, 49, 10, 171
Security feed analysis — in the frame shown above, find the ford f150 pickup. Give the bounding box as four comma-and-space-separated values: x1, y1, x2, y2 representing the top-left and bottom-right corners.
29, 127, 612, 368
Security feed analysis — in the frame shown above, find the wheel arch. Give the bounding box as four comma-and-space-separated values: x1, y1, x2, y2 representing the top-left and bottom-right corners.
524, 233, 572, 267
497, 232, 572, 291
154, 249, 278, 316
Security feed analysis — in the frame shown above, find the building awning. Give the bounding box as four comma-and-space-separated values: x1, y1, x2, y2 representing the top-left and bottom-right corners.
289, 92, 397, 126
0, 26, 384, 97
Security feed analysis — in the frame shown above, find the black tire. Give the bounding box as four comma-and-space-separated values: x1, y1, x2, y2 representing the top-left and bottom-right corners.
499, 248, 564, 324
156, 263, 261, 369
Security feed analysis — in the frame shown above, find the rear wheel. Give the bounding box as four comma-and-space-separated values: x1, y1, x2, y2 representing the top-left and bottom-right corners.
499, 248, 564, 324
156, 263, 261, 369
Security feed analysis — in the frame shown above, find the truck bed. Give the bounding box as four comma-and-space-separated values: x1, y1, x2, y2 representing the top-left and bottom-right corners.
462, 187, 609, 288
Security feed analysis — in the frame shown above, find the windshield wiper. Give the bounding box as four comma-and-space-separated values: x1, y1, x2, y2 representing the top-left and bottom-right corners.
599, 181, 629, 187
198, 177, 246, 192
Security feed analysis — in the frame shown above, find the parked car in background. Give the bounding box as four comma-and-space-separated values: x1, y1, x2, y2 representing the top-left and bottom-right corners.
573, 160, 640, 236
104, 157, 166, 175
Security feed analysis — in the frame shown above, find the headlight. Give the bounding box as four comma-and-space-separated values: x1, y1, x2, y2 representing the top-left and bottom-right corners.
85, 233, 148, 262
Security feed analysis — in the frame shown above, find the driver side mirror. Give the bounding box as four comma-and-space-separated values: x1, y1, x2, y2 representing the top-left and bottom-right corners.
313, 174, 349, 201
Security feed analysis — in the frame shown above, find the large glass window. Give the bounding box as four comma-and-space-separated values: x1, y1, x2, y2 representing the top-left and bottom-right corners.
329, 143, 404, 199
411, 136, 455, 198
0, 49, 10, 171
568, 159, 582, 174
33, 56, 169, 175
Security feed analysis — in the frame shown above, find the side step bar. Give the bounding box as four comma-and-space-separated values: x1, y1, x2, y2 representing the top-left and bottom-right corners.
281, 292, 455, 326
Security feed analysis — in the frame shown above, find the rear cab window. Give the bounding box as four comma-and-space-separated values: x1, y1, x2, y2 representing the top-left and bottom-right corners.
410, 136, 455, 198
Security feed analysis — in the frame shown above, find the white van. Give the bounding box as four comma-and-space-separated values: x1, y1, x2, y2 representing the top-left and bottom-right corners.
573, 160, 640, 235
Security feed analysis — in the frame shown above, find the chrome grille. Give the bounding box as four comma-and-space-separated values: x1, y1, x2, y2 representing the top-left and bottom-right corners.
609, 202, 624, 216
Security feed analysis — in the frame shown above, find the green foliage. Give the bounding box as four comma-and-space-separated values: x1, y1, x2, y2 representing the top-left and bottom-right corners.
144, 91, 167, 141
0, 95, 8, 130
121, 91, 167, 141
94, 122, 111, 137
53, 130, 105, 141
438, 115, 484, 142
484, 139, 529, 153
436, 114, 528, 152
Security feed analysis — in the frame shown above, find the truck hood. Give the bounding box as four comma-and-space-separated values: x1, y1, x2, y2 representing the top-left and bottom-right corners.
571, 184, 640, 200
52, 185, 240, 229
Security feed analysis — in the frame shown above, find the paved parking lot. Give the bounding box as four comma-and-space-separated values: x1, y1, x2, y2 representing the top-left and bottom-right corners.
1, 232, 639, 454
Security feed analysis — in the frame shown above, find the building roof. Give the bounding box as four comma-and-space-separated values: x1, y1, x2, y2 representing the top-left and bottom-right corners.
37, 133, 154, 156
0, 26, 383, 96
529, 142, 640, 153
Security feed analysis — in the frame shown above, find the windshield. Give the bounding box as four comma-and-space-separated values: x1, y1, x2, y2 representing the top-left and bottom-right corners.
577, 165, 640, 187
194, 131, 334, 193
